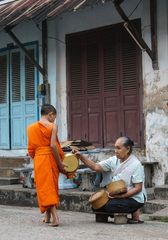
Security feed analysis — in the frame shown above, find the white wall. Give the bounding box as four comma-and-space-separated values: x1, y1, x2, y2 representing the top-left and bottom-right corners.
142, 0, 168, 185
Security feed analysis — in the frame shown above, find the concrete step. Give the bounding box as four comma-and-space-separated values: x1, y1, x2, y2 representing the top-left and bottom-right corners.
146, 187, 155, 200
0, 156, 30, 168
0, 167, 20, 177
142, 199, 168, 214
149, 207, 168, 222
0, 184, 37, 206
0, 185, 92, 211
154, 184, 168, 199
0, 185, 165, 216
165, 172, 168, 184
59, 189, 92, 213
0, 157, 31, 185
0, 177, 20, 185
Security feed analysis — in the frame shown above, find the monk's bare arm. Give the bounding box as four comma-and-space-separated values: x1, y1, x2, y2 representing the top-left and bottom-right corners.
27, 147, 35, 159
72, 150, 103, 172
27, 129, 35, 158
50, 124, 65, 173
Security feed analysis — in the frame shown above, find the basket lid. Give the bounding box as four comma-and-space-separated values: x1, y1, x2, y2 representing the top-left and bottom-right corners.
106, 180, 127, 195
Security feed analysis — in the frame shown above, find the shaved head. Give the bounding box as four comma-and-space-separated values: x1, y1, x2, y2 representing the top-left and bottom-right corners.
41, 104, 56, 116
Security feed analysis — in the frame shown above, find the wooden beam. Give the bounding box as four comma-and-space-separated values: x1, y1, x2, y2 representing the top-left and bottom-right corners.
42, 20, 48, 83
150, 0, 158, 69
113, 0, 154, 62
4, 26, 46, 77
113, 0, 125, 5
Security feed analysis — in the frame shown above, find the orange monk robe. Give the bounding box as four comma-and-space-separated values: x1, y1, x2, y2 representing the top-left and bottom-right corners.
27, 121, 64, 213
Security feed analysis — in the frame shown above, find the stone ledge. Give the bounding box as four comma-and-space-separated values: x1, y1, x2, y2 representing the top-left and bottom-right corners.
0, 185, 167, 217
0, 177, 19, 185
149, 207, 168, 222
142, 199, 168, 214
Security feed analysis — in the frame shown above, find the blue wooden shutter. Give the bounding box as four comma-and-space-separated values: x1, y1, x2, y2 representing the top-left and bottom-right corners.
23, 47, 38, 147
0, 53, 10, 149
10, 50, 23, 148
10, 46, 38, 149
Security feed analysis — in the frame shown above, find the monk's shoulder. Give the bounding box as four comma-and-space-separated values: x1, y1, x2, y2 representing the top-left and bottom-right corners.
27, 121, 38, 130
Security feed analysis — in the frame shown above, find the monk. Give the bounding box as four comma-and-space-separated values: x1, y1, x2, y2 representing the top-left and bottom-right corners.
27, 104, 66, 227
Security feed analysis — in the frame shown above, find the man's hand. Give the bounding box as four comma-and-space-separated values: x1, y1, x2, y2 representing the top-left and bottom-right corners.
72, 149, 81, 159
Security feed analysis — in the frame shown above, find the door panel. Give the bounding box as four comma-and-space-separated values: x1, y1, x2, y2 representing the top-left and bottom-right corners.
24, 102, 37, 146
70, 98, 85, 140
104, 111, 119, 146
87, 97, 102, 146
10, 51, 23, 148
0, 105, 10, 148
67, 37, 87, 140
124, 110, 139, 145
0, 53, 10, 149
102, 28, 120, 146
23, 48, 38, 147
120, 25, 140, 146
10, 47, 38, 149
86, 40, 102, 146
11, 104, 23, 147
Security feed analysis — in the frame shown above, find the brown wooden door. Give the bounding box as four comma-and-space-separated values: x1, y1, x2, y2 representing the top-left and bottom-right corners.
66, 20, 142, 147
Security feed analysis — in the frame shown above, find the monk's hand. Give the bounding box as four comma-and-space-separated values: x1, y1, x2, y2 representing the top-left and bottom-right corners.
58, 162, 67, 174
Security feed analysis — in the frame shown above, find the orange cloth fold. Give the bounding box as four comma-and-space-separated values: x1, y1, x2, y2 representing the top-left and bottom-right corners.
35, 146, 52, 155
27, 122, 64, 213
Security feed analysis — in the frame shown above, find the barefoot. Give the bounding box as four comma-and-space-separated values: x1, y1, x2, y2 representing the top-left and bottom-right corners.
48, 222, 59, 227
43, 208, 51, 223
50, 205, 59, 226
48, 215, 59, 227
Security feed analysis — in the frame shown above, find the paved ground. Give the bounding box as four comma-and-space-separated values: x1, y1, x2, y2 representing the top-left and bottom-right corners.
0, 205, 168, 240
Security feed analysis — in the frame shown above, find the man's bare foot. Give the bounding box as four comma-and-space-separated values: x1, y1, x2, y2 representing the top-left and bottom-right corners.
48, 222, 59, 227
48, 215, 59, 227
43, 209, 51, 223
49, 206, 59, 226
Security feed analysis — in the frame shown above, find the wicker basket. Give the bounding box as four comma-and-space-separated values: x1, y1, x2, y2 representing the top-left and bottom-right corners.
89, 189, 109, 209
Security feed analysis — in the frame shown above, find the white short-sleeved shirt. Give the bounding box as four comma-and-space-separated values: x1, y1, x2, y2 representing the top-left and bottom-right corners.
98, 156, 120, 187
98, 155, 146, 203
